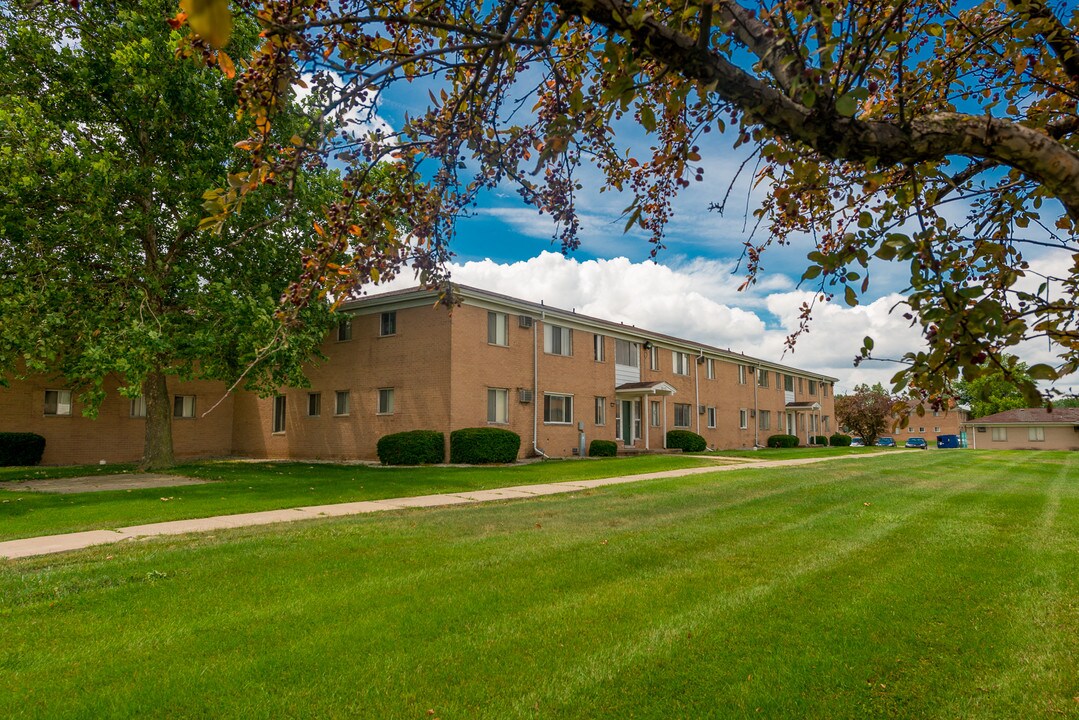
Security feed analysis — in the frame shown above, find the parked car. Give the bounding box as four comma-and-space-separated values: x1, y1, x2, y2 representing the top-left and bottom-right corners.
876, 437, 897, 447
905, 437, 928, 449
850, 437, 865, 447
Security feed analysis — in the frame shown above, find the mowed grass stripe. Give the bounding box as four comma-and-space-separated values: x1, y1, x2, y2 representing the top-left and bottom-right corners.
2, 453, 1078, 719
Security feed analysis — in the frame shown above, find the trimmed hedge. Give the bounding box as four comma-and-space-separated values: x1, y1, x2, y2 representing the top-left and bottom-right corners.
450, 427, 521, 464
588, 439, 618, 457
376, 430, 445, 465
0, 432, 46, 467
829, 433, 853, 447
811, 435, 829, 445
666, 430, 706, 452
766, 434, 799, 448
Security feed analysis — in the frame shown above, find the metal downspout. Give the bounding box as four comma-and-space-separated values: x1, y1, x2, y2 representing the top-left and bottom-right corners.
753, 364, 760, 448
532, 307, 548, 458
694, 350, 702, 435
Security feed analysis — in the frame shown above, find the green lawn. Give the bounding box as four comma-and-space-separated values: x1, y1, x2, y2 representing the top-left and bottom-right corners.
704, 446, 886, 459
0, 455, 717, 541
2, 451, 1077, 718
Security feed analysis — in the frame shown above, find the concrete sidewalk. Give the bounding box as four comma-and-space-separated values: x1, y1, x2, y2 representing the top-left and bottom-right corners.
0, 452, 891, 560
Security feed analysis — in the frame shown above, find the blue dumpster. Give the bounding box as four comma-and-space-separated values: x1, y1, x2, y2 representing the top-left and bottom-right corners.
936, 434, 960, 449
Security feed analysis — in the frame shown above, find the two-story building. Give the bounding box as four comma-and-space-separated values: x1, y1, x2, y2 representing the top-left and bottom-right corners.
1, 285, 838, 464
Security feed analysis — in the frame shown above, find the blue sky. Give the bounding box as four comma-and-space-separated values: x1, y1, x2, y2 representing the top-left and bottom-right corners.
350, 70, 1075, 396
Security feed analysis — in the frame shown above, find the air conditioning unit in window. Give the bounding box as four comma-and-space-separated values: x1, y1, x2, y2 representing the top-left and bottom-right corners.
518, 315, 534, 328
518, 389, 533, 403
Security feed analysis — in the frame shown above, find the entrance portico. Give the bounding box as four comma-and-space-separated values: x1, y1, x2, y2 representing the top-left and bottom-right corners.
615, 381, 677, 449
785, 401, 823, 444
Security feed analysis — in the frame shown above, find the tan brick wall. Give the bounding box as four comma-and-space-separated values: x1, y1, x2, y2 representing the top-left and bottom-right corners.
888, 406, 968, 442
2, 295, 839, 464
969, 425, 1079, 451
0, 374, 233, 465
231, 304, 454, 460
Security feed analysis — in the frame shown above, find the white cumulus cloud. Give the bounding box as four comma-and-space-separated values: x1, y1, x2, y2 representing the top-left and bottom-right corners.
373, 252, 938, 391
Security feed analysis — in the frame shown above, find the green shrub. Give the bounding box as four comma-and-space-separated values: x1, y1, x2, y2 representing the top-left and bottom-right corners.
376, 430, 445, 465
450, 427, 521, 464
811, 435, 829, 445
588, 439, 618, 457
0, 432, 46, 467
829, 433, 853, 447
766, 434, 799, 448
666, 430, 706, 452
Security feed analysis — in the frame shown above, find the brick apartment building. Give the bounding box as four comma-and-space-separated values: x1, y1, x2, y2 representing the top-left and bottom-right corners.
1, 285, 837, 464
885, 400, 970, 445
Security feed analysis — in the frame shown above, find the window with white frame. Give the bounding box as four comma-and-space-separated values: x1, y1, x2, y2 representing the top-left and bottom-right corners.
707, 407, 717, 428
738, 365, 747, 384
308, 392, 321, 417
739, 409, 748, 429
991, 427, 1007, 441
808, 380, 818, 396
487, 311, 509, 346
543, 393, 573, 424
173, 395, 196, 419
650, 400, 661, 427
784, 374, 794, 392
543, 324, 573, 356
674, 403, 691, 428
615, 339, 638, 367
272, 395, 287, 433
593, 333, 606, 362
934, 426, 941, 433
759, 410, 771, 430
379, 311, 397, 337
595, 396, 606, 426
377, 388, 395, 414
487, 388, 509, 424
130, 396, 147, 418
757, 369, 769, 388
798, 377, 803, 394
810, 415, 819, 432
335, 390, 350, 416
673, 352, 690, 376
706, 358, 715, 380
775, 372, 782, 389
649, 345, 659, 370
1028, 427, 1045, 442
43, 389, 72, 417
337, 317, 352, 341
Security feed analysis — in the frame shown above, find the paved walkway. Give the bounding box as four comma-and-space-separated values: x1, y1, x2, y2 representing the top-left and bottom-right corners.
0, 453, 891, 560
2, 473, 210, 494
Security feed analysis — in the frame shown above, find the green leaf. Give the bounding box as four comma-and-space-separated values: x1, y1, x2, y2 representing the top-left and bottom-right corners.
844, 285, 858, 306
863, 336, 874, 351
1027, 363, 1057, 381
835, 92, 859, 117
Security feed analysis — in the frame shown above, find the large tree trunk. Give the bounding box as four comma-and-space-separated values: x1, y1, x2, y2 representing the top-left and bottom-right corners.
141, 369, 175, 470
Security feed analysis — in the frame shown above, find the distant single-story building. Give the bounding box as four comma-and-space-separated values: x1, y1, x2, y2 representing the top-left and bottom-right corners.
963, 408, 1079, 450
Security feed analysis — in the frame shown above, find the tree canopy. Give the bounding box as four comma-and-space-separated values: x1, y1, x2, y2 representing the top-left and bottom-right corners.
0, 0, 340, 468
835, 383, 895, 445
954, 355, 1035, 418
31, 0, 1079, 409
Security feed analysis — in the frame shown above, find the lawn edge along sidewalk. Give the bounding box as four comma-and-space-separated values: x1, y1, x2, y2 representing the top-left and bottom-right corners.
0, 453, 892, 560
